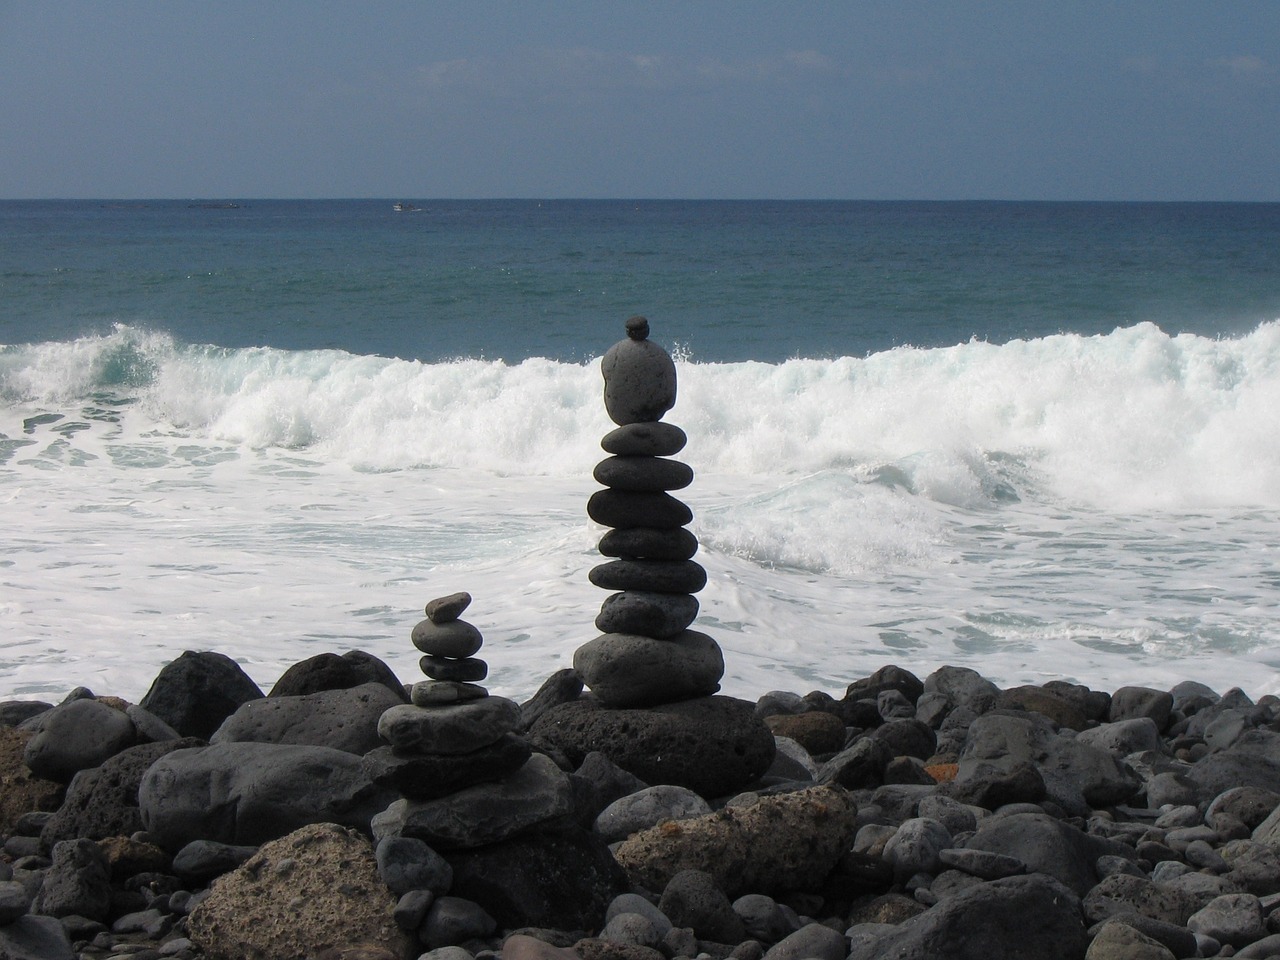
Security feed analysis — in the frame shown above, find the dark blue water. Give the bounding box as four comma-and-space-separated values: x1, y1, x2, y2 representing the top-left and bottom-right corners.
3, 200, 1278, 363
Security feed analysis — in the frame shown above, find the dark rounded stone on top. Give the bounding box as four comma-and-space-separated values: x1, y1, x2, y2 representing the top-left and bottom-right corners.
598, 526, 699, 561
587, 490, 693, 530
411, 619, 484, 660
596, 591, 699, 638
425, 592, 472, 624
528, 696, 776, 799
593, 456, 693, 493
138, 651, 265, 741
269, 651, 408, 701
626, 316, 650, 339
420, 656, 488, 683
601, 320, 678, 426
589, 559, 707, 594
601, 422, 688, 457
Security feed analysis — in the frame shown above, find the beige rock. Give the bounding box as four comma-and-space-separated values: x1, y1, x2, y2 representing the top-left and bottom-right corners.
0, 727, 63, 836
1085, 920, 1175, 960
187, 822, 410, 960
612, 785, 859, 898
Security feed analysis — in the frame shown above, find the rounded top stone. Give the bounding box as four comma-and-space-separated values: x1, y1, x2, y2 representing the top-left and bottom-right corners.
626, 316, 650, 340
602, 318, 677, 426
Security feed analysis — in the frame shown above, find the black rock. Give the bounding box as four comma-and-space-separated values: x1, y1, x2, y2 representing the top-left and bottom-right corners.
420, 656, 488, 683
589, 559, 707, 594
138, 651, 264, 740
602, 422, 688, 457
269, 650, 408, 701
594, 456, 694, 492
212, 682, 405, 754
587, 490, 693, 530
598, 527, 699, 561
659, 869, 745, 944
426, 591, 472, 624
596, 591, 700, 639
362, 734, 532, 800
519, 669, 585, 731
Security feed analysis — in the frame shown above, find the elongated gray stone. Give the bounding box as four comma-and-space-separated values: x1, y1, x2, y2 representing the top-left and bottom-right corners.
425, 592, 471, 624
411, 619, 484, 659
596, 591, 699, 638
573, 631, 724, 708
420, 656, 487, 683
590, 559, 707, 594
601, 317, 677, 426
411, 681, 489, 706
598, 527, 699, 561
594, 456, 693, 492
378, 697, 521, 755
587, 490, 692, 529
602, 422, 687, 457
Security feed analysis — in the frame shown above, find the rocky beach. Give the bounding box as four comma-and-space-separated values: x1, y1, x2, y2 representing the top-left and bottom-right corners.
2, 319, 1278, 960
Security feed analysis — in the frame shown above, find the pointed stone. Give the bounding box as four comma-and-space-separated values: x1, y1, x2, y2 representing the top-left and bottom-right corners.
425, 592, 471, 624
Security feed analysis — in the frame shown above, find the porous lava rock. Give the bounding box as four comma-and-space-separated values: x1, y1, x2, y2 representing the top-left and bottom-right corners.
529, 696, 774, 799
187, 822, 410, 960
211, 681, 404, 754
23, 698, 137, 782
0, 727, 63, 837
611, 785, 858, 898
138, 650, 264, 740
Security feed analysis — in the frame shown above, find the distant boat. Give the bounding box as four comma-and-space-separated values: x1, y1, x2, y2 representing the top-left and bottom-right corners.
393, 202, 422, 212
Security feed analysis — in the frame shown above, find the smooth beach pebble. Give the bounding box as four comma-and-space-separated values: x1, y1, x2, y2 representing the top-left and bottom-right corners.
377, 697, 522, 754
601, 421, 688, 457
596, 590, 700, 638
601, 317, 678, 425
410, 680, 489, 705
420, 655, 488, 683
587, 489, 693, 529
425, 592, 471, 624
589, 558, 708, 594
593, 455, 694, 492
598, 526, 699, 561
411, 618, 484, 659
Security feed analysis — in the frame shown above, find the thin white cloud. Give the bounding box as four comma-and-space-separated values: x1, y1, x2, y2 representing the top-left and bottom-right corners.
1210, 54, 1273, 80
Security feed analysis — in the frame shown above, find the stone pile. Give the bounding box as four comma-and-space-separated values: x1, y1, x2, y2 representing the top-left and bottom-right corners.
574, 315, 723, 708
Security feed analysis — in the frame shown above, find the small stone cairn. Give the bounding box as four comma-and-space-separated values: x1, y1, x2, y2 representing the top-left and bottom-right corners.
368, 593, 572, 849
574, 316, 726, 707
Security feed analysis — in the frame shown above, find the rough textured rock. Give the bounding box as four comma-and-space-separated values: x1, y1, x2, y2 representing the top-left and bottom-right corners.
40, 738, 203, 852
362, 734, 532, 801
612, 785, 859, 897
573, 631, 723, 708
138, 650, 264, 739
1085, 921, 1176, 960
139, 741, 395, 850
371, 754, 573, 850
595, 591, 700, 638
0, 727, 63, 837
32, 837, 112, 921
658, 869, 745, 944
187, 823, 410, 960
446, 827, 629, 931
764, 712, 846, 756
529, 696, 774, 799
377, 696, 523, 754
211, 682, 404, 754
964, 812, 1137, 896
845, 874, 1087, 960
601, 317, 678, 425
23, 698, 137, 782
269, 650, 409, 700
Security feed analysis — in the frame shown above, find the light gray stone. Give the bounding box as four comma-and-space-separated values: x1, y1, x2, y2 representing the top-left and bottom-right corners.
573, 631, 723, 709
377, 697, 522, 755
595, 785, 713, 844
23, 700, 136, 782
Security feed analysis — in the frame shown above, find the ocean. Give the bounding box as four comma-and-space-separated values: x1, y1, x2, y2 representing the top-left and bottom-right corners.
2, 199, 1279, 704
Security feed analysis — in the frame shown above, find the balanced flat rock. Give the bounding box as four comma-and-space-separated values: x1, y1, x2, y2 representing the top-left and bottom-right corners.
573, 630, 723, 708
593, 456, 693, 492
587, 490, 693, 530
598, 527, 699, 561
602, 422, 687, 457
589, 559, 707, 594
596, 591, 699, 639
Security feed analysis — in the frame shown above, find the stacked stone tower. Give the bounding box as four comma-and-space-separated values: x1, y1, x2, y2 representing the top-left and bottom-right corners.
573, 317, 726, 708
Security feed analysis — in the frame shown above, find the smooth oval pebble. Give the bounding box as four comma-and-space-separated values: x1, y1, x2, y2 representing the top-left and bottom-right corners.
593, 456, 693, 492
411, 681, 490, 705
590, 559, 707, 594
598, 526, 699, 561
601, 422, 687, 457
420, 656, 488, 683
601, 332, 677, 426
411, 618, 484, 659
425, 592, 471, 624
596, 591, 699, 638
573, 630, 724, 708
587, 490, 692, 530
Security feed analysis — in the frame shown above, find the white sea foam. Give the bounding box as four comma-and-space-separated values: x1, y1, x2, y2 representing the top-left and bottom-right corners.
2, 322, 1279, 701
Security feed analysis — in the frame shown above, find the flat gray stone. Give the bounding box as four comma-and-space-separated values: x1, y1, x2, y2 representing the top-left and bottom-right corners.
211, 682, 403, 754
420, 655, 488, 683
411, 681, 489, 705
594, 456, 693, 492
598, 526, 699, 561
377, 697, 521, 754
23, 700, 136, 783
425, 592, 471, 624
589, 559, 706, 594
573, 630, 724, 708
588, 489, 693, 530
602, 421, 687, 457
596, 591, 700, 639
595, 784, 713, 844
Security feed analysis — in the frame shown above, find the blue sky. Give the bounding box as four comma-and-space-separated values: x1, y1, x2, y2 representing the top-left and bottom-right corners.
2, 1, 1277, 200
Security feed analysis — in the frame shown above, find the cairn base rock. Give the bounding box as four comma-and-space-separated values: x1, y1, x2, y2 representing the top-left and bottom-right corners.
528, 695, 775, 799
573, 630, 724, 708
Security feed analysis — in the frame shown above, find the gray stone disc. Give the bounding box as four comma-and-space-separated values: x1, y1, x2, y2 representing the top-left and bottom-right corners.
573, 630, 724, 709
595, 591, 700, 638
587, 490, 692, 529
589, 559, 707, 594
593, 456, 693, 492
601, 422, 687, 457
598, 526, 699, 561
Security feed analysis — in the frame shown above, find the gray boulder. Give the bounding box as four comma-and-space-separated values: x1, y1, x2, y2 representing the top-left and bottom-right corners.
595, 785, 713, 844
32, 838, 111, 921
964, 811, 1136, 895
268, 649, 409, 700
212, 681, 403, 754
138, 650, 264, 739
573, 630, 723, 708
138, 741, 395, 850
0, 916, 75, 960
23, 699, 136, 782
658, 869, 745, 944
764, 922, 847, 960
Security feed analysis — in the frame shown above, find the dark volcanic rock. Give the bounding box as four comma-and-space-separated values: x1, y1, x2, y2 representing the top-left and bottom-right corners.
23, 699, 137, 783
596, 592, 700, 639
268, 650, 408, 700
598, 527, 700, 561
845, 873, 1087, 960
446, 827, 629, 931
589, 559, 707, 594
658, 869, 745, 944
964, 811, 1137, 896
362, 734, 532, 800
844, 665, 925, 706
138, 650, 265, 740
601, 421, 687, 457
520, 669, 585, 731
573, 631, 724, 708
33, 837, 111, 921
530, 696, 775, 799
587, 490, 693, 530
601, 318, 678, 425
212, 682, 404, 754
594, 456, 694, 492
40, 737, 204, 852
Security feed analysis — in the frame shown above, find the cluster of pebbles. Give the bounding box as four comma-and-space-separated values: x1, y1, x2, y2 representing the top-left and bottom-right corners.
574, 316, 724, 709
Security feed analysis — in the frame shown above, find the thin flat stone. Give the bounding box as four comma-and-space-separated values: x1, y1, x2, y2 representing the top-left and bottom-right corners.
587, 490, 692, 530
425, 592, 471, 624
602, 422, 687, 457
420, 656, 488, 683
411, 682, 489, 706
596, 592, 699, 639
363, 734, 532, 800
411, 619, 484, 659
589, 559, 707, 594
377, 698, 521, 755
598, 527, 698, 561
593, 457, 693, 492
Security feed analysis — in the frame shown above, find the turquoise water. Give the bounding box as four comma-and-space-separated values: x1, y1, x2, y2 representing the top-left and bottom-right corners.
2, 199, 1279, 701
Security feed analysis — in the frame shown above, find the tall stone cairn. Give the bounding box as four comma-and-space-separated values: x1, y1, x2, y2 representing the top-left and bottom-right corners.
574, 316, 726, 708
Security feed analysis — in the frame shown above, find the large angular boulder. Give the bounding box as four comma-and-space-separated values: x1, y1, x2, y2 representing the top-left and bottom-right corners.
529, 696, 774, 799
612, 785, 858, 898
138, 651, 264, 740
138, 742, 395, 850
40, 738, 203, 852
187, 823, 410, 960
211, 682, 403, 754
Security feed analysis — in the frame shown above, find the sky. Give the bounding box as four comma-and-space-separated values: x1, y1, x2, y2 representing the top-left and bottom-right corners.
1, 1, 1277, 201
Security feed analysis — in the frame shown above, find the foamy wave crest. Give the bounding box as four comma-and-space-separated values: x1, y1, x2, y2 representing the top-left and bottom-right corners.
4, 321, 1279, 508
